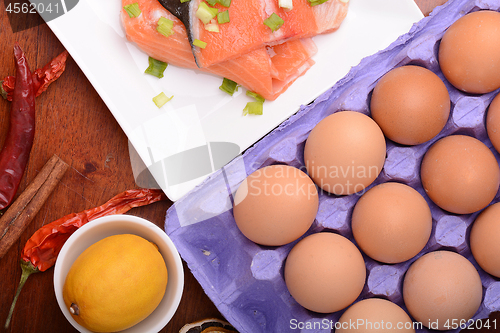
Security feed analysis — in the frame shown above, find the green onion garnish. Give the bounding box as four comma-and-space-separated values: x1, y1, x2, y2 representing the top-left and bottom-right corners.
219, 78, 238, 96
153, 92, 173, 108
157, 17, 174, 37
243, 91, 265, 115
193, 39, 208, 48
206, 0, 231, 6
180, 0, 191, 2
217, 10, 230, 24
279, 0, 293, 10
205, 21, 219, 32
217, 0, 231, 7
243, 101, 263, 116
246, 91, 265, 103
263, 13, 284, 32
144, 57, 168, 78
123, 2, 141, 18
196, 2, 218, 24
308, 0, 329, 6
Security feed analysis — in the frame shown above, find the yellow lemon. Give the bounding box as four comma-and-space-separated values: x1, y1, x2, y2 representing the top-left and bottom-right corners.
62, 234, 168, 332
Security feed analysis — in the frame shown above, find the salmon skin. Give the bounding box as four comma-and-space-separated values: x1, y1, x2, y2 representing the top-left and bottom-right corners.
121, 0, 318, 100
156, 0, 200, 66
156, 0, 349, 68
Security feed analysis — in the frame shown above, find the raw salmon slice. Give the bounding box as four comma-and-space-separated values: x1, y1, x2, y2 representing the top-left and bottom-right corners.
270, 38, 317, 81
122, 0, 317, 100
157, 0, 348, 68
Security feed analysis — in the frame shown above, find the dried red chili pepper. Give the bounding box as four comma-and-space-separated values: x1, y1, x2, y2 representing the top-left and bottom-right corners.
0, 43, 35, 210
1, 50, 68, 101
23, 188, 168, 271
5, 188, 168, 329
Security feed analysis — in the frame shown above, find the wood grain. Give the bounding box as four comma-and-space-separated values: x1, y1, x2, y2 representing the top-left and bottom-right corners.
0, 1, 498, 333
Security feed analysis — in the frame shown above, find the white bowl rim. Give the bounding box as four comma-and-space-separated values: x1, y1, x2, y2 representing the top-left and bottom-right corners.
53, 214, 184, 333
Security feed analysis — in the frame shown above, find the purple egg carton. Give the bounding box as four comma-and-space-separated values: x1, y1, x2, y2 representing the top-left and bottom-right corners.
165, 0, 500, 332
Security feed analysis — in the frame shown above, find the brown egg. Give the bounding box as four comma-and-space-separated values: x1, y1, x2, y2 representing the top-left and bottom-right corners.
370, 65, 450, 145
352, 182, 432, 264
233, 165, 318, 246
304, 111, 386, 195
403, 251, 482, 331
284, 232, 366, 313
470, 202, 500, 278
486, 93, 500, 154
336, 298, 415, 333
420, 135, 500, 214
439, 10, 500, 94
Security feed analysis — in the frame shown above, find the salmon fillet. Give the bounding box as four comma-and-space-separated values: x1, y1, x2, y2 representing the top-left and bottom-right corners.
122, 0, 318, 100
159, 0, 348, 68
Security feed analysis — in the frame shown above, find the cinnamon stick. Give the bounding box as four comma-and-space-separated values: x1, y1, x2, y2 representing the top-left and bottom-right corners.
0, 155, 68, 259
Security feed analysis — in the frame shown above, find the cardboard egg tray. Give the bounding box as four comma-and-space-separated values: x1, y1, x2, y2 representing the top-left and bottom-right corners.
165, 0, 500, 331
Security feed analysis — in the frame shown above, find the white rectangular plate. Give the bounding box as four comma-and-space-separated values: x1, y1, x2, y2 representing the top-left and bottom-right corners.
46, 0, 424, 201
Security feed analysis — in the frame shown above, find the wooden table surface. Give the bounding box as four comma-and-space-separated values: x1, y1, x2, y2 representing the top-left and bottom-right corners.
0, 0, 498, 332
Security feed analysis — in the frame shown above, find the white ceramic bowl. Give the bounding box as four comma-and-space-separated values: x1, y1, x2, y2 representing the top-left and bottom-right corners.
54, 215, 184, 333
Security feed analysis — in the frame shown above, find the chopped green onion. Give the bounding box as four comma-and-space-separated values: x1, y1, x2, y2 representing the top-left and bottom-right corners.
243, 91, 265, 115
180, 0, 190, 2
196, 2, 218, 24
308, 0, 329, 6
217, 10, 230, 24
144, 57, 168, 78
157, 17, 174, 37
205, 20, 219, 32
207, 0, 231, 6
246, 91, 265, 103
219, 78, 238, 96
243, 101, 263, 116
279, 0, 293, 10
193, 39, 208, 48
153, 92, 173, 108
123, 2, 141, 18
263, 13, 284, 32
217, 0, 231, 7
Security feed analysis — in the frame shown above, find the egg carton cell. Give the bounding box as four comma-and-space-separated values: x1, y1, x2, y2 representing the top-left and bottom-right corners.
165, 0, 500, 332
